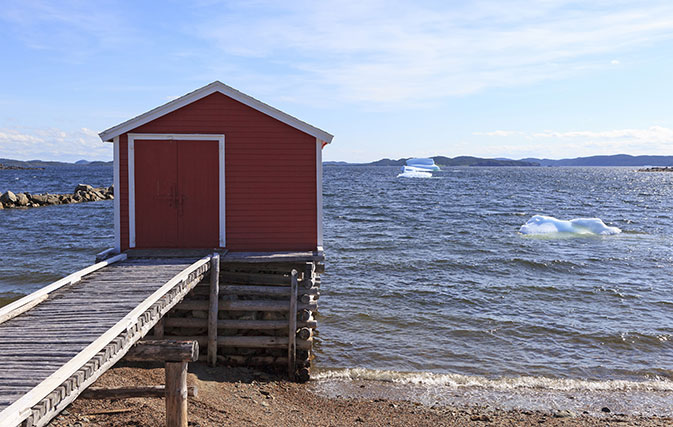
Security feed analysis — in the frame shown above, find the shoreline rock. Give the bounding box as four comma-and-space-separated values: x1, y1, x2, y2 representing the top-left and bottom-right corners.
0, 184, 113, 209
0, 163, 44, 170
637, 166, 673, 172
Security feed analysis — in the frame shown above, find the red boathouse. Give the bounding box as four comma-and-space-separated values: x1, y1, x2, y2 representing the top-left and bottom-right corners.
99, 81, 334, 253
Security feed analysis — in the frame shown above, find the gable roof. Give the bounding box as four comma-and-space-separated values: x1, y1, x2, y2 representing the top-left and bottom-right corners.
98, 81, 334, 143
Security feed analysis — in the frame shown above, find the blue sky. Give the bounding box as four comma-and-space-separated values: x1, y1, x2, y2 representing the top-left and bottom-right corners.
1, 0, 672, 162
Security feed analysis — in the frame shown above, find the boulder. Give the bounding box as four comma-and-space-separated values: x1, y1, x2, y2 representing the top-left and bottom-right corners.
107, 185, 114, 194
46, 195, 60, 205
74, 184, 93, 194
0, 202, 3, 209
15, 193, 30, 206
30, 194, 49, 204
0, 190, 17, 205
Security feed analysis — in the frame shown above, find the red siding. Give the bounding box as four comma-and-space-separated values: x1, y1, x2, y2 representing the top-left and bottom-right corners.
120, 92, 317, 252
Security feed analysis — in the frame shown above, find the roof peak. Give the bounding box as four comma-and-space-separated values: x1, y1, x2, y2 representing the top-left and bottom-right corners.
99, 82, 333, 143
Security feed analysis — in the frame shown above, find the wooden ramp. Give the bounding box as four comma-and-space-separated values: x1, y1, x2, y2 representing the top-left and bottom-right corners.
0, 254, 212, 427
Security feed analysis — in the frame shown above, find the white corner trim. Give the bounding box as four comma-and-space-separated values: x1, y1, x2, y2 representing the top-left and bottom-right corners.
219, 137, 226, 247
128, 138, 136, 248
113, 137, 121, 252
99, 81, 334, 143
316, 138, 323, 248
127, 133, 226, 249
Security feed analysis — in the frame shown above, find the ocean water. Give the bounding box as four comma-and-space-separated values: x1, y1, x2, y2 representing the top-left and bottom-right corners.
2, 165, 672, 411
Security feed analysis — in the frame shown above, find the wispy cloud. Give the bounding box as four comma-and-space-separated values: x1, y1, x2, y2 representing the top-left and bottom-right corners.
473, 126, 673, 158
194, 0, 673, 105
474, 130, 525, 137
0, 127, 111, 162
0, 0, 135, 62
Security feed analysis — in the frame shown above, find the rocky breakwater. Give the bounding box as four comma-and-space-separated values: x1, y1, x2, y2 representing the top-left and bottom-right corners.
0, 184, 113, 210
637, 166, 673, 172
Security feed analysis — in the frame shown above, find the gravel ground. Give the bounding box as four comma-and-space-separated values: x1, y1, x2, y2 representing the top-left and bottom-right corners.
48, 364, 673, 426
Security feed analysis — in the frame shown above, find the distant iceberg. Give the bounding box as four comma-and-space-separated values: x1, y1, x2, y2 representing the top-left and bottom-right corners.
397, 166, 433, 178
397, 158, 439, 178
406, 158, 440, 171
520, 215, 622, 235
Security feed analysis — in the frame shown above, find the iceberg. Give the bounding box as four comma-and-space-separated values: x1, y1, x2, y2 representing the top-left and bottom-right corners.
397, 166, 432, 178
397, 158, 440, 178
520, 215, 622, 236
406, 158, 440, 171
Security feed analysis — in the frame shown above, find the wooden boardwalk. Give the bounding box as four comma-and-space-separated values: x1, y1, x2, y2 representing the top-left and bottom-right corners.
0, 254, 211, 427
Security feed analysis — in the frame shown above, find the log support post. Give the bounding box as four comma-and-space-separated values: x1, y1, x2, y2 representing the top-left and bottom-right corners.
121, 340, 198, 427
154, 317, 165, 338
165, 361, 188, 427
208, 253, 220, 367
288, 269, 298, 380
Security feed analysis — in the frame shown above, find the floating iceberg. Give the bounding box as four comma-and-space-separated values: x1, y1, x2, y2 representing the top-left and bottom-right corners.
406, 158, 440, 171
397, 166, 432, 178
520, 215, 622, 236
397, 158, 440, 178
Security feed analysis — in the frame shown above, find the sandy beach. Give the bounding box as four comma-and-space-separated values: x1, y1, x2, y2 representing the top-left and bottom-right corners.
47, 364, 672, 426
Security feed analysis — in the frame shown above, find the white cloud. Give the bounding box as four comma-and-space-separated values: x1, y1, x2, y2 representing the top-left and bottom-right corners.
0, 0, 135, 62
473, 126, 673, 158
0, 127, 111, 162
473, 130, 524, 137
194, 0, 673, 104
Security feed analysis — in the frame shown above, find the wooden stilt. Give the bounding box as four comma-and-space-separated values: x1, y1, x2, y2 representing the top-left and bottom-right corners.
165, 361, 188, 427
288, 269, 298, 381
208, 253, 220, 367
154, 317, 165, 339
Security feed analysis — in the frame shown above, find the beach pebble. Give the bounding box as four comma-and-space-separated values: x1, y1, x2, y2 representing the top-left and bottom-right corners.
601, 407, 611, 413
470, 414, 491, 422
553, 410, 574, 418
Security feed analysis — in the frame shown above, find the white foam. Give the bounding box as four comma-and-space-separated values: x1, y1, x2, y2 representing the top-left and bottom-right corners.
312, 368, 673, 392
520, 215, 621, 236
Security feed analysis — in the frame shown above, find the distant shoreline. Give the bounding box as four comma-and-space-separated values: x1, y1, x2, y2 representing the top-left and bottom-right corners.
324, 154, 673, 167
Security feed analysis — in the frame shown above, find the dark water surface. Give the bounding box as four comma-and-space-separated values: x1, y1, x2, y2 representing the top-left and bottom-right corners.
1, 165, 672, 392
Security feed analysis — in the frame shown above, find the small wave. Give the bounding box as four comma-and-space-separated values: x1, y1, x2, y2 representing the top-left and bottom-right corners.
520, 215, 621, 236
313, 368, 673, 392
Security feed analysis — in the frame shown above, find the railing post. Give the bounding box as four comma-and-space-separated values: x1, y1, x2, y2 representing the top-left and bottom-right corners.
208, 253, 220, 367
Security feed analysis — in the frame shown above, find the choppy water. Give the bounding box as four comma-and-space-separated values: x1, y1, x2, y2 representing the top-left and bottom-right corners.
2, 165, 672, 410
0, 166, 114, 301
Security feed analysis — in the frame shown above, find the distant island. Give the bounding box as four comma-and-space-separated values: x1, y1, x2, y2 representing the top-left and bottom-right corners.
0, 158, 113, 169
325, 154, 673, 167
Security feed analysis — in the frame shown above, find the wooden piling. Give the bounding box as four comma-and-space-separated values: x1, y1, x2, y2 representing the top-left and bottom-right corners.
208, 253, 220, 367
165, 361, 188, 427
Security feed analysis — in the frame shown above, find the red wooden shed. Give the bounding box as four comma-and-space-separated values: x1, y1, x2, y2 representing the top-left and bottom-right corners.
99, 81, 333, 253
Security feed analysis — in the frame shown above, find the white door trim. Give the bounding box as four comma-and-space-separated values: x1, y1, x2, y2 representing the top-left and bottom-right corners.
127, 133, 226, 248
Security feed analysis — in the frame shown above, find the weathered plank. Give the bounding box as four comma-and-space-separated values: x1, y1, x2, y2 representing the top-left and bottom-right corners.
0, 255, 210, 427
